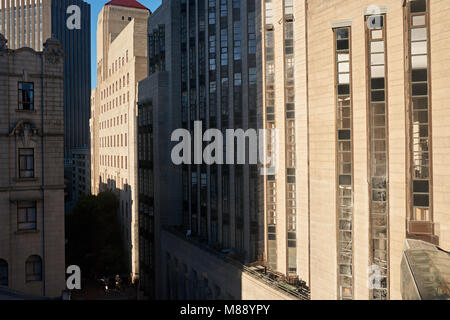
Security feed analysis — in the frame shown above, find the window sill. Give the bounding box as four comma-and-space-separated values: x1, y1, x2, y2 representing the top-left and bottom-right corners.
16, 109, 36, 113
15, 229, 40, 236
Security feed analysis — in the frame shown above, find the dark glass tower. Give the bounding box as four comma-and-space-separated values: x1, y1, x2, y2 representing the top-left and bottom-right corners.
51, 0, 91, 158
50, 0, 91, 210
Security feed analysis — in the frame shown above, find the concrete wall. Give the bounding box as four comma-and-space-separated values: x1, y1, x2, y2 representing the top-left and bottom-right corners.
161, 229, 300, 300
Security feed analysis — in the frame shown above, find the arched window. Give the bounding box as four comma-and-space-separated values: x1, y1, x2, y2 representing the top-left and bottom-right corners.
25, 255, 42, 282
0, 259, 8, 286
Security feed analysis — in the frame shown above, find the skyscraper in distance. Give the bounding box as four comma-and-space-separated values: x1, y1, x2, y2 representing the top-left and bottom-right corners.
90, 0, 150, 279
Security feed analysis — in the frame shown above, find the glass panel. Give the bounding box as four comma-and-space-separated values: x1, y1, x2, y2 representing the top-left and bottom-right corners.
411, 41, 427, 55
339, 74, 350, 84
337, 40, 349, 51
411, 28, 427, 41
338, 53, 350, 62
371, 53, 385, 65
411, 55, 428, 69
338, 62, 350, 73
371, 66, 385, 78
371, 30, 383, 40
370, 41, 384, 53
412, 15, 426, 26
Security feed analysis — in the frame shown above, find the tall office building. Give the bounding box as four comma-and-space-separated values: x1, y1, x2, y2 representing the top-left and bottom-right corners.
90, 0, 150, 279
137, 0, 311, 300
177, 0, 264, 266
136, 0, 449, 300
0, 34, 66, 298
260, 0, 450, 300
0, 0, 91, 210
261, 0, 309, 281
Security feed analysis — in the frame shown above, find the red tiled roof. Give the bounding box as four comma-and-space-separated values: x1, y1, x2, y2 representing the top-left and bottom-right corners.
105, 0, 149, 11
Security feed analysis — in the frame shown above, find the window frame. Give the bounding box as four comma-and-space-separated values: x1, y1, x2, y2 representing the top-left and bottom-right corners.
18, 148, 35, 179
405, 0, 434, 230
17, 201, 37, 232
334, 25, 355, 301
365, 13, 390, 300
18, 82, 35, 111
25, 255, 42, 282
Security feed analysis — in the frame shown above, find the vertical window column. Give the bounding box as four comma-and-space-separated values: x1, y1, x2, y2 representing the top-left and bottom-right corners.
264, 0, 277, 271
283, 1, 297, 275
366, 13, 389, 300
405, 0, 436, 243
334, 27, 354, 300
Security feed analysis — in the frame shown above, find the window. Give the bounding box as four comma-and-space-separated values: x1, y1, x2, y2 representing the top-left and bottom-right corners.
26, 255, 42, 282
0, 259, 7, 286
17, 201, 37, 231
366, 13, 389, 300
19, 149, 34, 179
18, 82, 34, 110
264, 0, 277, 271
284, 1, 297, 274
406, 0, 433, 226
334, 26, 354, 300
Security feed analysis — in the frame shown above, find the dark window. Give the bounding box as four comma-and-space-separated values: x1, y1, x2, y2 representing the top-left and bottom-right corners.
412, 83, 428, 96
410, 0, 426, 13
413, 194, 429, 207
19, 149, 34, 178
25, 255, 42, 282
17, 201, 37, 231
414, 180, 429, 193
371, 91, 385, 102
339, 175, 352, 186
0, 259, 7, 286
339, 130, 351, 140
18, 82, 34, 110
337, 40, 349, 50
338, 84, 350, 95
412, 69, 428, 82
371, 78, 385, 90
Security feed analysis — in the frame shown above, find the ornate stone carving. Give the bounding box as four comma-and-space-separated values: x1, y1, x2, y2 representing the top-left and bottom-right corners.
9, 120, 39, 147
43, 36, 65, 64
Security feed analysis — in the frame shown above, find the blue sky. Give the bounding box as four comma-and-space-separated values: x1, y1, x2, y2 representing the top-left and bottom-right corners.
86, 0, 162, 89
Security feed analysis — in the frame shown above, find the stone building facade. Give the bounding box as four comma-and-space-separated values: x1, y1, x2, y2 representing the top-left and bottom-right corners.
258, 0, 450, 300
0, 33, 65, 298
0, 0, 92, 213
90, 0, 149, 278
303, 0, 450, 300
